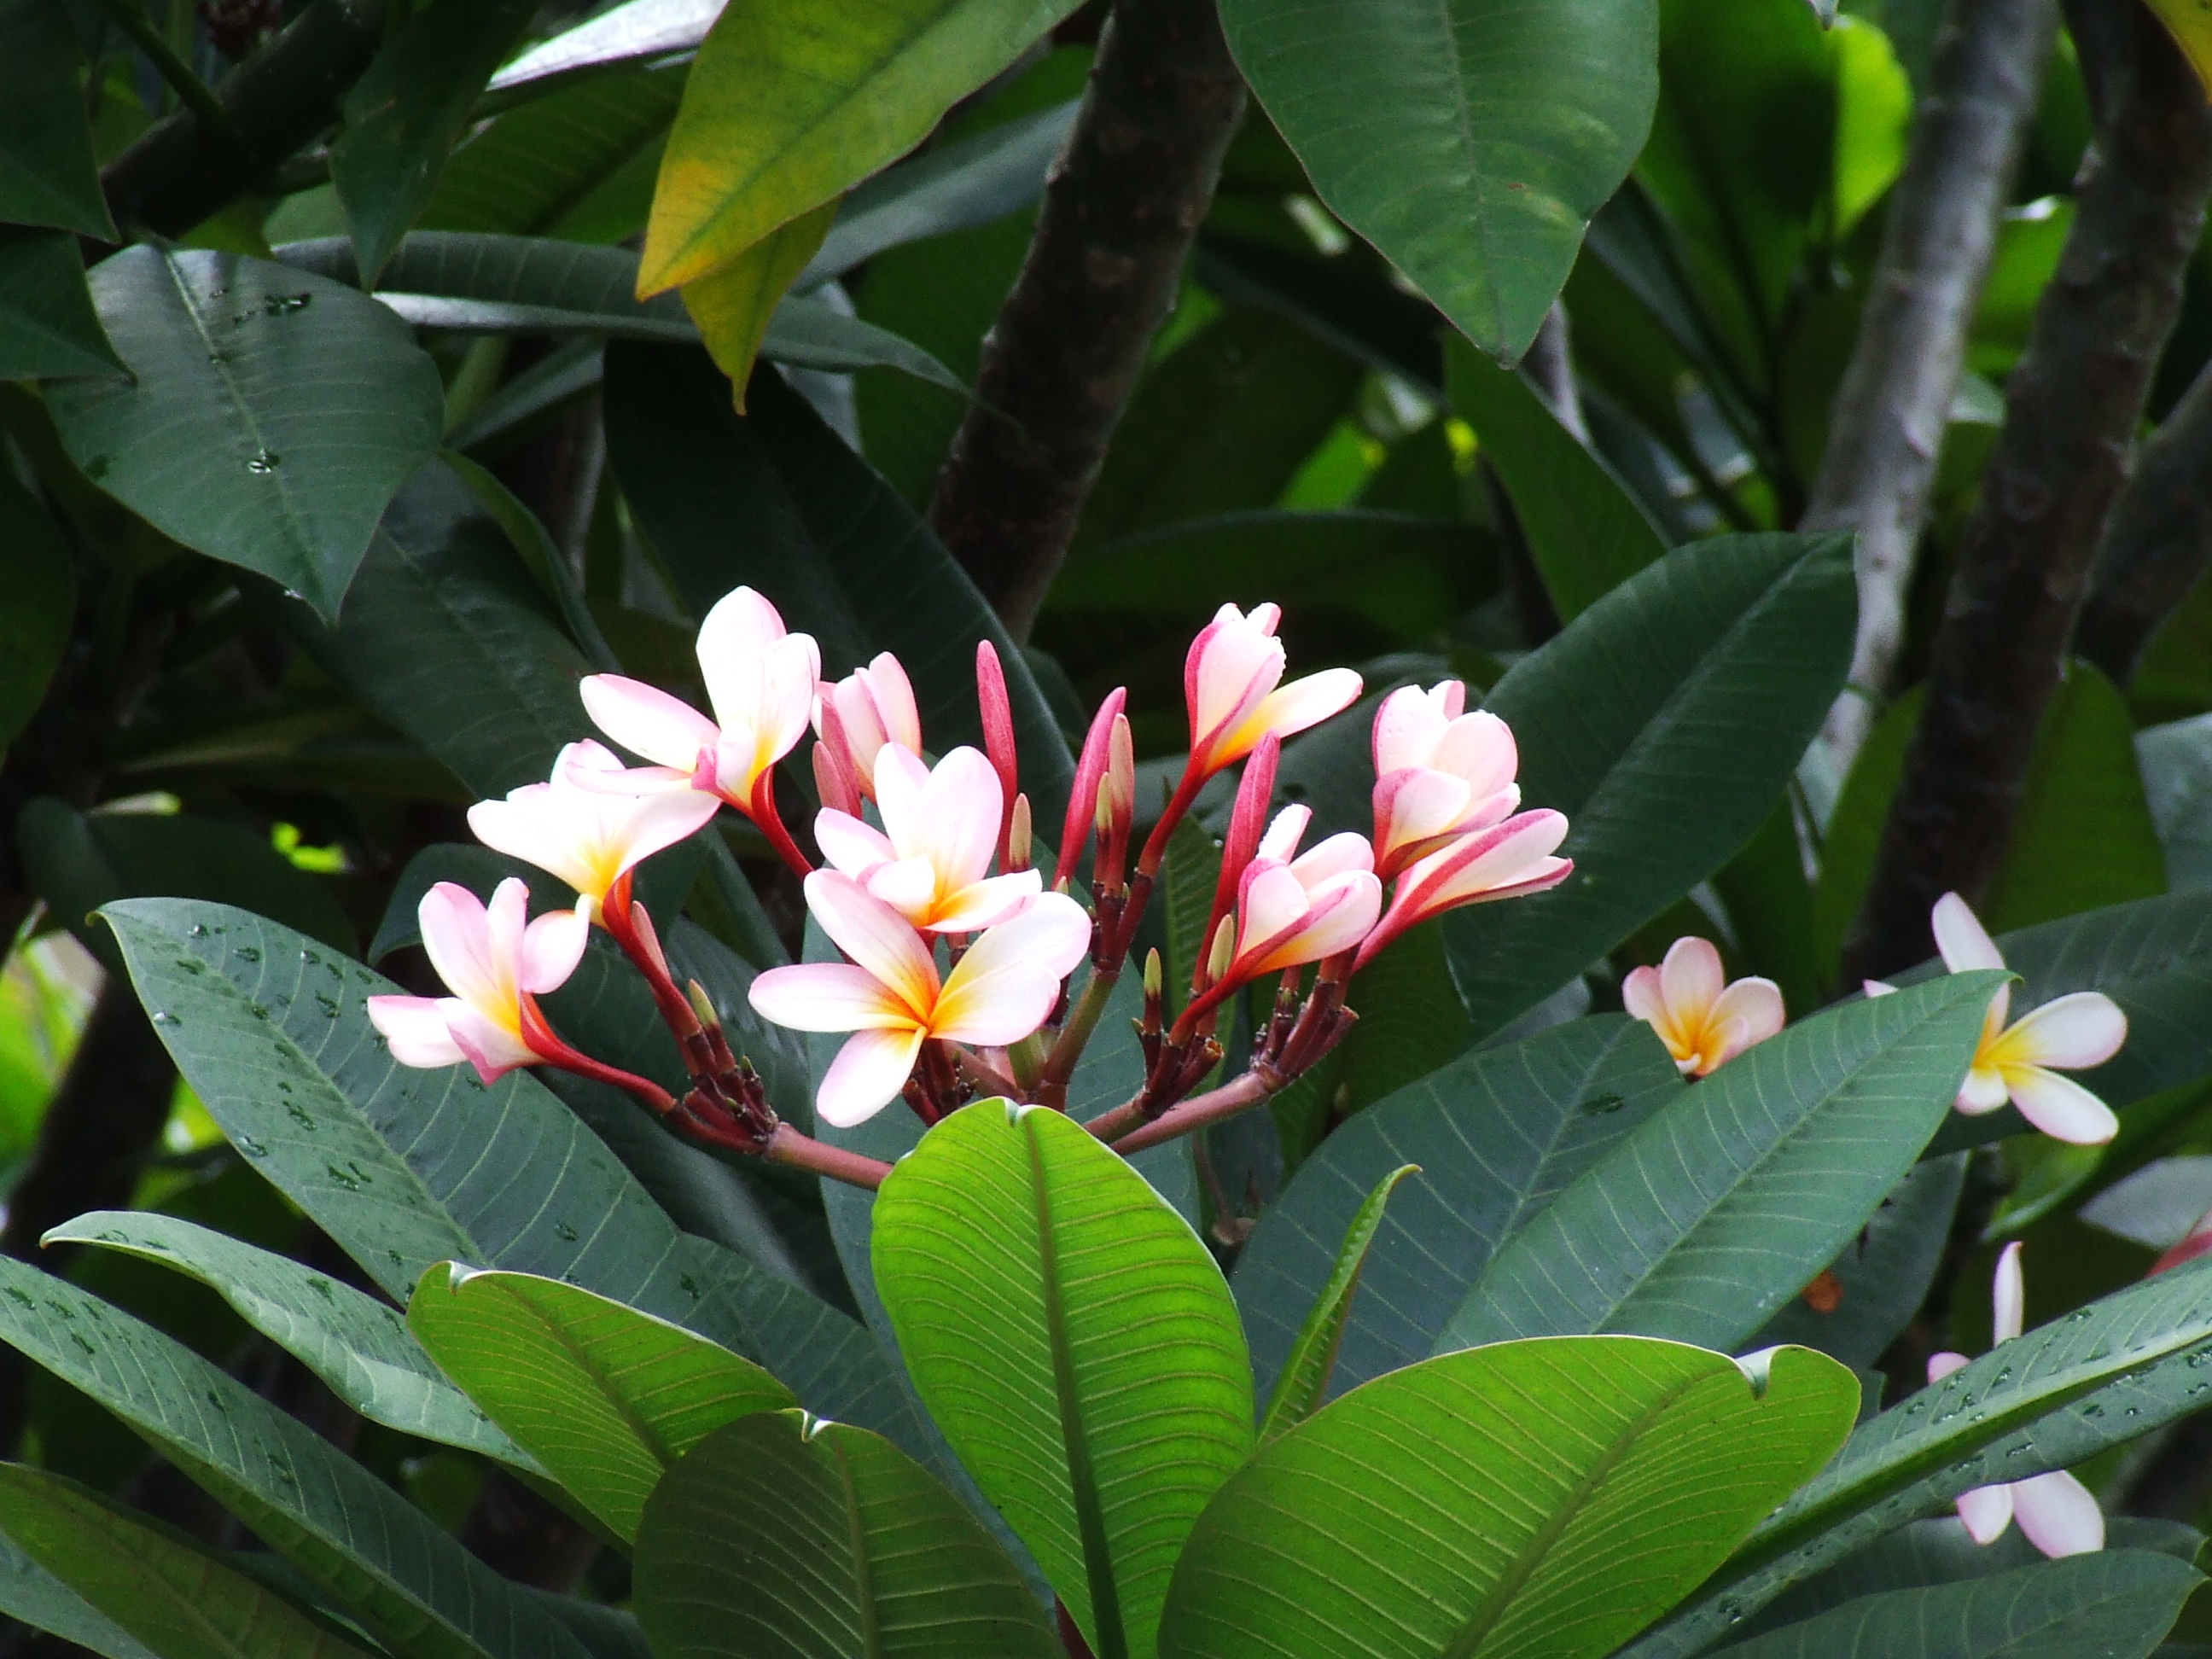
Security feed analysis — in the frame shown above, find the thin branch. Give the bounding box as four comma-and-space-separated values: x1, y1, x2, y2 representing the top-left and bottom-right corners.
1109, 1069, 1272, 1155
90, 0, 231, 135
1804, 0, 2058, 776
1842, 0, 2212, 982
925, 0, 1249, 640
2074, 355, 2212, 682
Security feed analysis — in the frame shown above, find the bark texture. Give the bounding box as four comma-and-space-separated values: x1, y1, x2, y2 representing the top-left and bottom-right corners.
1803, 0, 2057, 774
927, 0, 1249, 640
1842, 0, 2212, 983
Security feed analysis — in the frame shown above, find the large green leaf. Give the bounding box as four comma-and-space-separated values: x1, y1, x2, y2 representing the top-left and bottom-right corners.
1711, 1551, 2200, 1659
1445, 335, 1667, 620
46, 249, 444, 622
872, 1101, 1253, 1659
1235, 1015, 1684, 1405
0, 1464, 382, 1659
1439, 970, 2000, 1353
0, 1259, 588, 1659
1218, 0, 1657, 361
602, 342, 1074, 828
0, 0, 114, 238
1156, 1337, 1857, 1659
47, 1212, 527, 1470
331, 0, 541, 282
407, 1264, 795, 1546
1623, 1255, 2212, 1657
0, 228, 125, 380
0, 463, 73, 753
638, 0, 1080, 292
0, 1527, 156, 1659
98, 897, 922, 1457
634, 1411, 1060, 1659
1450, 532, 1856, 1039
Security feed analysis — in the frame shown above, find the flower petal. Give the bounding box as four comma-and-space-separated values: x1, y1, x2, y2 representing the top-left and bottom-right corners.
579, 675, 719, 773
2009, 1469, 2103, 1557
932, 893, 1092, 1045
801, 870, 938, 1014
417, 882, 501, 1009
748, 962, 914, 1032
864, 857, 940, 922
815, 1027, 927, 1127
1933, 891, 2005, 974
815, 809, 897, 877
1992, 1239, 2024, 1343
519, 907, 589, 996
1237, 864, 1313, 958
916, 747, 1002, 893
1621, 964, 1666, 1027
1431, 709, 1517, 798
697, 585, 788, 661
1658, 936, 1726, 1022
1223, 667, 1364, 760
1955, 1063, 2012, 1115
367, 996, 467, 1068
1372, 684, 1450, 774
1954, 1481, 2014, 1545
443, 1002, 539, 1086
1289, 831, 1376, 887
469, 790, 595, 897
927, 870, 1042, 934
1249, 873, 1382, 975
2002, 1065, 2119, 1146
1257, 805, 1311, 864
1709, 975, 1785, 1050
1928, 1349, 1970, 1385
870, 743, 933, 857
1188, 605, 1284, 754
1997, 992, 2127, 1073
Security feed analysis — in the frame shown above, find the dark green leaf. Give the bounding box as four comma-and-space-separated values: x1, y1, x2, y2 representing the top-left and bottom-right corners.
1440, 970, 2000, 1353
1445, 335, 1667, 619
331, 0, 542, 282
0, 1464, 382, 1659
1237, 1015, 1682, 1404
0, 1259, 589, 1659
0, 228, 125, 380
1714, 797, 1825, 1016
1218, 0, 1657, 361
2140, 712, 2212, 893
0, 463, 72, 752
1256, 1164, 1415, 1442
1157, 1339, 1857, 1659
634, 1411, 1060, 1659
0, 0, 115, 238
408, 1265, 794, 1546
47, 248, 443, 622
0, 1530, 157, 1659
1451, 531, 1856, 1039
873, 1102, 1253, 1659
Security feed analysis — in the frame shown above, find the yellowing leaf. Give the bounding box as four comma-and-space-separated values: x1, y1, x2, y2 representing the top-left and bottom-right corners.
637, 0, 1078, 296
2145, 0, 2212, 96
681, 199, 838, 407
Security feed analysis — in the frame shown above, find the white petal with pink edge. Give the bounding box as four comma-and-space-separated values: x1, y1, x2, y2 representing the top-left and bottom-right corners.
2002, 1065, 2119, 1145
863, 858, 940, 922
1225, 667, 1363, 760
1955, 1064, 2013, 1115
580, 674, 719, 772
914, 747, 1002, 890
1933, 891, 2006, 974
799, 872, 939, 1012
1710, 976, 1785, 1047
519, 908, 590, 995
931, 894, 1091, 1045
815, 810, 897, 876
927, 870, 1042, 934
2008, 1469, 2104, 1557
1992, 1240, 2024, 1342
748, 962, 914, 1033
444, 1002, 539, 1086
416, 882, 503, 1009
1289, 831, 1376, 886
367, 996, 468, 1068
1953, 1481, 2014, 1545
1996, 991, 2127, 1072
1248, 874, 1382, 974
1658, 936, 1726, 1016
815, 1027, 928, 1127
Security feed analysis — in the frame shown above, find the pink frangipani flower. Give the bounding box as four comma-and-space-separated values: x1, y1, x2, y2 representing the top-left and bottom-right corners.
1928, 1243, 2104, 1558
748, 871, 1091, 1126
1371, 681, 1522, 878
815, 651, 923, 805
813, 743, 1040, 934
467, 741, 719, 915
1184, 602, 1362, 781
1216, 806, 1382, 989
368, 879, 587, 1086
1353, 807, 1572, 972
1622, 936, 1784, 1077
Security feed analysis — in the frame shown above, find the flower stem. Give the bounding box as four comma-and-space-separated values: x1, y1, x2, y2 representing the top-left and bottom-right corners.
1033, 966, 1120, 1107
1109, 1070, 1275, 1155
763, 1123, 890, 1190
748, 775, 815, 882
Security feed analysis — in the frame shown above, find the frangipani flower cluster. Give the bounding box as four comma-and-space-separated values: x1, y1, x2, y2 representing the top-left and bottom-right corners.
365, 586, 1578, 1181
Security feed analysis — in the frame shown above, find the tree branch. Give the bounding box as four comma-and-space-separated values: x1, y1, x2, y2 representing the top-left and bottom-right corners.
2073, 354, 2212, 682
1803, 0, 2057, 777
925, 0, 1249, 640
96, 0, 386, 247
1842, 0, 2212, 982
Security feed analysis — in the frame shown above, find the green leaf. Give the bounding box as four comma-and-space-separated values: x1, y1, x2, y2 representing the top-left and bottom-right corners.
1256, 1164, 1414, 1443
1217, 0, 1657, 361
0, 462, 72, 753
872, 1101, 1253, 1659
1445, 335, 1668, 619
1160, 816, 1225, 1010
1713, 1551, 2200, 1659
2140, 712, 2212, 893
488, 0, 718, 92
1440, 970, 2001, 1353
1157, 1337, 1857, 1659
1451, 531, 1856, 1039
330, 0, 542, 282
46, 248, 443, 622
0, 1464, 383, 1659
1624, 1255, 2212, 1658
47, 1211, 529, 1471
0, 1258, 589, 1659
0, 1529, 158, 1659
682, 201, 838, 402
1713, 798, 1825, 1017
0, 228, 125, 380
407, 1264, 795, 1547
0, 0, 115, 238
638, 0, 1080, 293
634, 1411, 1061, 1659
19, 798, 358, 972
1237, 1015, 1684, 1403
602, 343, 1074, 829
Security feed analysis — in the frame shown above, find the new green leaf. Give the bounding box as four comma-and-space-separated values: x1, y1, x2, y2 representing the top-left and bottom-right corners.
1257, 1165, 1415, 1443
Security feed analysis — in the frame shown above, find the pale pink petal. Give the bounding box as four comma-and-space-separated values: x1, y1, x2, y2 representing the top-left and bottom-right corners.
1371, 684, 1451, 774
1237, 864, 1313, 957
1189, 606, 1284, 751
932, 894, 1092, 1044
1658, 937, 1726, 1021
748, 962, 913, 1032
1864, 979, 1900, 998
1289, 832, 1377, 886
916, 747, 1002, 891
696, 585, 788, 664
801, 871, 938, 1013
367, 996, 468, 1068
1933, 891, 2006, 974
1710, 976, 1785, 1049
610, 783, 721, 872
830, 678, 888, 765
737, 635, 822, 789
519, 908, 589, 995
443, 1002, 539, 1086
863, 858, 940, 922
927, 870, 1042, 934
815, 810, 897, 876
1250, 873, 1382, 974
562, 760, 697, 797
863, 654, 921, 753
1927, 1350, 1970, 1385
1431, 710, 1517, 798
1225, 668, 1364, 759
579, 675, 719, 773
816, 1027, 928, 1127
1621, 964, 1666, 1026
1998, 992, 2127, 1073
2002, 1066, 2119, 1146
468, 793, 594, 897
418, 882, 501, 1009
1414, 810, 1571, 908
1992, 1240, 2025, 1342
2009, 1470, 2103, 1557
1257, 806, 1311, 864
870, 743, 932, 856
1955, 1064, 2012, 1115
1376, 768, 1474, 855
482, 877, 532, 992
1954, 1481, 2014, 1545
